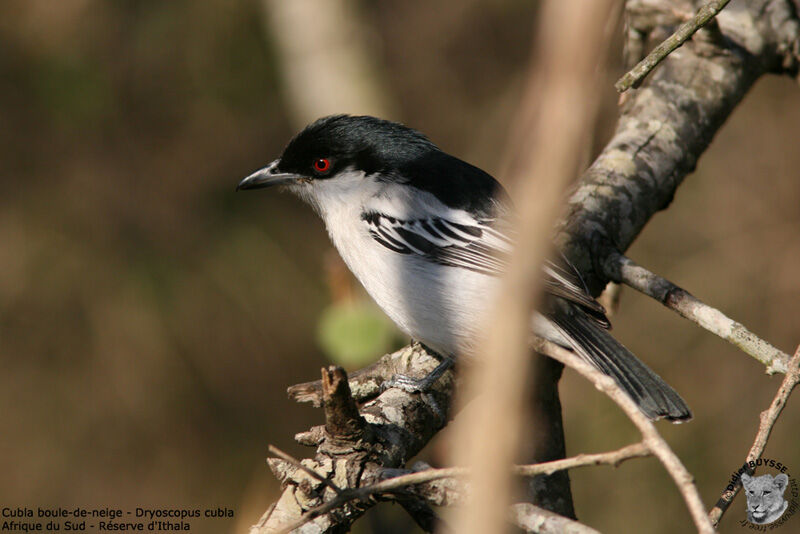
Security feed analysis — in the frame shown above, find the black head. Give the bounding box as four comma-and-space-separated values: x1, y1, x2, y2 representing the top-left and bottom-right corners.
277, 114, 438, 179
237, 114, 507, 217
237, 115, 436, 191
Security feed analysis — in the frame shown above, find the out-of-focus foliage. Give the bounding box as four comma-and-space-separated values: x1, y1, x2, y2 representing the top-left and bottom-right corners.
1, 0, 798, 533
317, 300, 403, 368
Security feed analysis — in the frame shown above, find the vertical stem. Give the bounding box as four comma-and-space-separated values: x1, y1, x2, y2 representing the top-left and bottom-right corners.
448, 2, 620, 533
523, 356, 575, 518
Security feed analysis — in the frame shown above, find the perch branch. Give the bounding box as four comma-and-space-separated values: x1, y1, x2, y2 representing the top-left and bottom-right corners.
287, 354, 393, 407
254, 346, 456, 533
708, 345, 800, 526
615, 0, 732, 92
267, 445, 343, 496
604, 252, 791, 374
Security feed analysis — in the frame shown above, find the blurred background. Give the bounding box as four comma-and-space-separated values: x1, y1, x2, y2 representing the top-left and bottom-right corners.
1, 1, 798, 532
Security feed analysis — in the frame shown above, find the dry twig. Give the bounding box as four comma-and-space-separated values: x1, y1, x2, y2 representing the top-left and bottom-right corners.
532, 338, 716, 534
253, 353, 456, 533
511, 503, 602, 534
615, 0, 732, 92
264, 441, 650, 533
514, 442, 650, 477
708, 346, 800, 526
605, 252, 791, 374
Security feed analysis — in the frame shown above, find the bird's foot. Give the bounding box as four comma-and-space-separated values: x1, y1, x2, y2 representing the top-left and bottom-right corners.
382, 356, 453, 425
381, 356, 454, 394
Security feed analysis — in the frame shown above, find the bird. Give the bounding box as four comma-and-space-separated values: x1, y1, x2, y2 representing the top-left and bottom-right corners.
237, 114, 691, 422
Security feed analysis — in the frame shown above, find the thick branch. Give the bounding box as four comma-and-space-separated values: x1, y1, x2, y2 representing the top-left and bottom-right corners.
555, 0, 800, 295
254, 345, 454, 533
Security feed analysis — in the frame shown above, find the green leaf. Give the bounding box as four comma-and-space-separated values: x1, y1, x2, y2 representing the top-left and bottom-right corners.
316, 300, 401, 368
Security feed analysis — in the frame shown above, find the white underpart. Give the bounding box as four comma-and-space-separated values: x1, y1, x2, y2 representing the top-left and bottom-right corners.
291, 169, 568, 358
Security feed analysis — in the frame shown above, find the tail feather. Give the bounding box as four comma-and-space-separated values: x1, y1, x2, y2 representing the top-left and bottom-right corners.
546, 309, 692, 422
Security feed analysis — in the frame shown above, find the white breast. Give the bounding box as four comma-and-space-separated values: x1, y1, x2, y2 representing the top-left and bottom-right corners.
303, 172, 499, 358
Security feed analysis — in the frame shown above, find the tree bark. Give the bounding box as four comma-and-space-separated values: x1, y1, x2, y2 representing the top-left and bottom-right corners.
555, 0, 800, 294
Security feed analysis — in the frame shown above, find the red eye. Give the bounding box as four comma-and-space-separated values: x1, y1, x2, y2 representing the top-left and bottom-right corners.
313, 158, 331, 173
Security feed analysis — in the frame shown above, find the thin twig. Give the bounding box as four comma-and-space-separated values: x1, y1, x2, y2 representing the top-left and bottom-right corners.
270, 467, 470, 534
514, 441, 650, 476
708, 345, 800, 526
615, 0, 732, 92
532, 338, 715, 534
270, 441, 652, 533
606, 252, 791, 374
511, 503, 602, 534
267, 445, 344, 496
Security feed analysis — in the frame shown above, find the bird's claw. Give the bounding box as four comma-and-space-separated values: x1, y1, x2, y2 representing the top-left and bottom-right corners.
381, 372, 436, 394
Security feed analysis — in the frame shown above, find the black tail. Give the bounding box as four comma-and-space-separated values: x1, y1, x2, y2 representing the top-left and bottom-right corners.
547, 309, 691, 422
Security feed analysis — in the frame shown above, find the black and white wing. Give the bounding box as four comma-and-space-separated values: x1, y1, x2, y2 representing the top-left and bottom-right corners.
361, 211, 511, 275
361, 211, 609, 326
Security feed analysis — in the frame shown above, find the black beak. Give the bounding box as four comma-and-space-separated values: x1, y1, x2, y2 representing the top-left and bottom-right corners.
237, 160, 297, 191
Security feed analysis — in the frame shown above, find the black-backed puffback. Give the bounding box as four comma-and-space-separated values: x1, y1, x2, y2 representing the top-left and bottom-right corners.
238, 114, 691, 422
